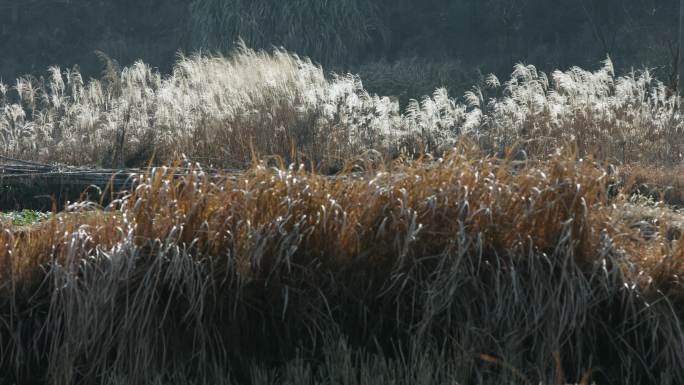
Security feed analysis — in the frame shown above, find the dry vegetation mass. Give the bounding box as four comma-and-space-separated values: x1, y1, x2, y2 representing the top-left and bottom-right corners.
2, 47, 684, 385
1, 47, 683, 171
0, 148, 683, 384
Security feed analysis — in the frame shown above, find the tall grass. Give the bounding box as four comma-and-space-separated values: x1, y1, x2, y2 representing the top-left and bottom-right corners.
0, 149, 683, 384
1, 46, 405, 169
2, 48, 683, 171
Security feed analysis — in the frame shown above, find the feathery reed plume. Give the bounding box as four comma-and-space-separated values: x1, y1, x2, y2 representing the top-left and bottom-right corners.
2, 49, 683, 170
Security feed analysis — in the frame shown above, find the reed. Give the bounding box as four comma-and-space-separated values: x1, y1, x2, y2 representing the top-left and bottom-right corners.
2, 49, 683, 172
0, 149, 682, 384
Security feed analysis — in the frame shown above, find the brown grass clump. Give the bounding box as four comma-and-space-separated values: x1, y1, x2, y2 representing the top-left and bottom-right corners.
617, 164, 684, 208
0, 150, 683, 384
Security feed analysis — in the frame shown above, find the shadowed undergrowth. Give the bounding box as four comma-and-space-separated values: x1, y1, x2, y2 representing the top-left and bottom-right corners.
0, 149, 683, 384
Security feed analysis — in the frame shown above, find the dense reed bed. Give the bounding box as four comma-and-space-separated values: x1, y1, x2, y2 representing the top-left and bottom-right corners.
2, 47, 683, 170
0, 149, 682, 384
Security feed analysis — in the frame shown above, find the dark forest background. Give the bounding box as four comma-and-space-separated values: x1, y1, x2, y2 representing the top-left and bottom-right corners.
0, 0, 679, 101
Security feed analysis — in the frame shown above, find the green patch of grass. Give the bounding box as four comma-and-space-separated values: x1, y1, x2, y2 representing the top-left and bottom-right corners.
0, 209, 51, 227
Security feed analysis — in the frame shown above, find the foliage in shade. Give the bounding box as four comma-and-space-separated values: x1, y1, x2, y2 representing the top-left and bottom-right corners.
2, 0, 680, 104
357, 58, 478, 108
189, 0, 386, 66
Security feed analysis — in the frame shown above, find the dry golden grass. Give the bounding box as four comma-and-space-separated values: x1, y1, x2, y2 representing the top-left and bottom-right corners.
0, 148, 682, 384
618, 164, 684, 208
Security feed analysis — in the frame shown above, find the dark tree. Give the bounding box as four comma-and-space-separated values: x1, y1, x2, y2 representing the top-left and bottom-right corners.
1, 0, 682, 98
680, 0, 684, 94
